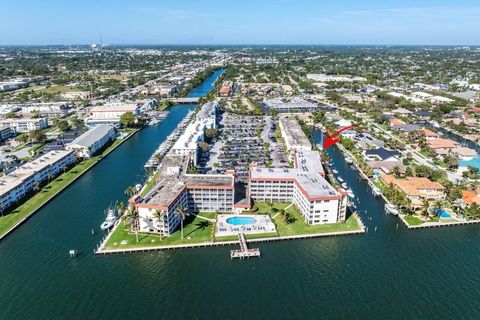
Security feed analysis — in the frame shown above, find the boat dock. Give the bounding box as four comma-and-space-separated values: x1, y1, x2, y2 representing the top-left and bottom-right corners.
230, 233, 260, 259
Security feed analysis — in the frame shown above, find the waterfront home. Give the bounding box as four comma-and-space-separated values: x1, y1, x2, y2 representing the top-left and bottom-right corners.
449, 147, 478, 161
0, 150, 76, 210
355, 133, 385, 149
426, 138, 459, 150
461, 189, 480, 206
418, 129, 440, 140
364, 148, 401, 162
389, 118, 407, 128
66, 125, 116, 158
367, 160, 406, 175
249, 149, 347, 225
381, 175, 445, 209
0, 118, 48, 133
341, 130, 357, 139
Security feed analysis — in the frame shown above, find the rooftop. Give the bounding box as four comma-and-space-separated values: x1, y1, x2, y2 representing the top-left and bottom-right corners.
68, 125, 114, 148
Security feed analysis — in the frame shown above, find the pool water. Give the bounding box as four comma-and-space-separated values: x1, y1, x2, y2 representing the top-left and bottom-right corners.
435, 209, 451, 218
226, 216, 257, 225
459, 156, 480, 171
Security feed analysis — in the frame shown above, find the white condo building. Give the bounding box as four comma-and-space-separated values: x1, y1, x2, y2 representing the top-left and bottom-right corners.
0, 118, 48, 133
278, 115, 312, 161
66, 125, 116, 157
0, 150, 76, 210
85, 102, 141, 127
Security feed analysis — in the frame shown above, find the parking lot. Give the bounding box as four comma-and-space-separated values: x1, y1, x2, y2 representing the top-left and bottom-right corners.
203, 112, 271, 180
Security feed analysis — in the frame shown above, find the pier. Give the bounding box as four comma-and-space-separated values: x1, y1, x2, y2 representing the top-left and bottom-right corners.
230, 233, 261, 260
166, 97, 200, 104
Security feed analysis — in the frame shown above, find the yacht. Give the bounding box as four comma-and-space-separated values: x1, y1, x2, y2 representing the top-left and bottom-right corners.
372, 187, 382, 197
100, 208, 118, 230
385, 203, 399, 216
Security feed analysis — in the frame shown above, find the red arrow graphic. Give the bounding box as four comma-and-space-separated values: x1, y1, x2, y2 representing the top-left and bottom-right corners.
323, 125, 355, 149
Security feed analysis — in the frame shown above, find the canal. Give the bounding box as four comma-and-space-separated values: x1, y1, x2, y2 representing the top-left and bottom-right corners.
2, 73, 480, 319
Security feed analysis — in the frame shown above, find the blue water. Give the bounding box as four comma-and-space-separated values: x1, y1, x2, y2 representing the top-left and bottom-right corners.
459, 156, 480, 170
226, 216, 257, 225
435, 209, 452, 218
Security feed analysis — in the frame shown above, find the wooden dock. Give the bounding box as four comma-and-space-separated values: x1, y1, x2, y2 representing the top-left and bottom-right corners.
230, 233, 260, 259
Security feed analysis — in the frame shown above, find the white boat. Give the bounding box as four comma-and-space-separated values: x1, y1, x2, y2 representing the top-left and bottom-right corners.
345, 157, 353, 164
372, 187, 382, 196
347, 190, 355, 199
332, 169, 338, 174
338, 177, 344, 183
100, 208, 118, 230
341, 182, 348, 189
385, 203, 399, 216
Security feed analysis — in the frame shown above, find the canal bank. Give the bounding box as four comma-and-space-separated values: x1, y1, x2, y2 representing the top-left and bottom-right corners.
0, 128, 140, 240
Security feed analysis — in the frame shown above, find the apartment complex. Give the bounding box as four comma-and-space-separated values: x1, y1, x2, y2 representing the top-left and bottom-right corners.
85, 102, 141, 127
66, 125, 116, 157
278, 115, 312, 161
0, 150, 76, 210
131, 154, 235, 235
0, 118, 48, 133
249, 149, 347, 225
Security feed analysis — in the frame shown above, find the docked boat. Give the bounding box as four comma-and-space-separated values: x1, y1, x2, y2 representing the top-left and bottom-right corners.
347, 190, 355, 199
372, 187, 382, 197
100, 208, 118, 230
332, 169, 338, 174
345, 157, 354, 164
341, 182, 348, 189
385, 203, 399, 216
338, 177, 344, 183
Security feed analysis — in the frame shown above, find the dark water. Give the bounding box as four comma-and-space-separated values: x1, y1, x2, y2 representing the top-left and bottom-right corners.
2, 72, 480, 319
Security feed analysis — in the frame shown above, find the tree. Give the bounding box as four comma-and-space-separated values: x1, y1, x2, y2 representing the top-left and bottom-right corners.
56, 119, 71, 132
391, 165, 402, 178
175, 206, 189, 239
152, 210, 164, 240
198, 141, 209, 153
70, 117, 84, 129
421, 199, 430, 219
120, 112, 137, 128
15, 133, 29, 144
204, 128, 218, 141
28, 130, 46, 144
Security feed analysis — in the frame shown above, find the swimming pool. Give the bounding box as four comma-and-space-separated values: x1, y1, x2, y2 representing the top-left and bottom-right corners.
434, 209, 451, 218
460, 156, 480, 171
226, 216, 257, 225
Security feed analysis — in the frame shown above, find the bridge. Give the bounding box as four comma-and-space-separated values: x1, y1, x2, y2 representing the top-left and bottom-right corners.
167, 97, 200, 104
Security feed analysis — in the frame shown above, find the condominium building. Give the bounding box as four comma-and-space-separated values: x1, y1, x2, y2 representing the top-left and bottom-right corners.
278, 115, 312, 161
85, 102, 141, 127
19, 102, 71, 117
264, 98, 317, 113
131, 154, 235, 236
66, 125, 116, 157
0, 150, 76, 210
61, 91, 92, 100
249, 150, 347, 225
0, 118, 48, 133
0, 127, 14, 142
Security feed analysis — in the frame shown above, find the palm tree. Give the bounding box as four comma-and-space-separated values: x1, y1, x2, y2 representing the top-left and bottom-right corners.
124, 186, 136, 197
421, 199, 430, 220
175, 206, 189, 239
152, 209, 164, 240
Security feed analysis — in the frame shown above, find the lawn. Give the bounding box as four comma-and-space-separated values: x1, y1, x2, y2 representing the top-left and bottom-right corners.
139, 170, 160, 197
35, 85, 81, 95
403, 215, 424, 226
103, 212, 217, 249
0, 134, 133, 239
248, 202, 362, 236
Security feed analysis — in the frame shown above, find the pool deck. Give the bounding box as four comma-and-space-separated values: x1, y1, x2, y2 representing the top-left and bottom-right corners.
398, 213, 480, 229
215, 214, 276, 237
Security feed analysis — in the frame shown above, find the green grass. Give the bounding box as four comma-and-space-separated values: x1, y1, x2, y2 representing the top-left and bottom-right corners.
403, 215, 424, 226
139, 170, 160, 197
0, 132, 135, 239
104, 212, 217, 249
35, 85, 81, 95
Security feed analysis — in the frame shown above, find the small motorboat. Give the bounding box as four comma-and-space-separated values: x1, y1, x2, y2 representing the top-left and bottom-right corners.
338, 177, 344, 183
100, 208, 118, 230
341, 182, 348, 189
347, 190, 355, 199
345, 157, 354, 164
372, 187, 382, 196
332, 169, 338, 174
385, 203, 399, 216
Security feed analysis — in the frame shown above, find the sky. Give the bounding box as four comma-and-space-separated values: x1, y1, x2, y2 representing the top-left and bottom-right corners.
1, 0, 480, 45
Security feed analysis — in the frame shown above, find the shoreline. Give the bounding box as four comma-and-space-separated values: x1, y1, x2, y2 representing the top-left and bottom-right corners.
0, 128, 141, 241
95, 213, 366, 255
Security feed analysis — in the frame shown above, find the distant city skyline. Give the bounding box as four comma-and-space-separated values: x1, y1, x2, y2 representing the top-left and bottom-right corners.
1, 0, 480, 45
